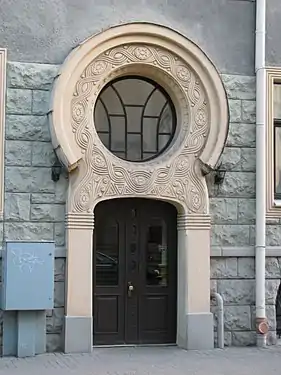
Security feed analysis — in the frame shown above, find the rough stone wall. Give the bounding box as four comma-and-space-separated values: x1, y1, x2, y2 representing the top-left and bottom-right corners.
4, 62, 66, 352
209, 74, 280, 346
211, 257, 280, 346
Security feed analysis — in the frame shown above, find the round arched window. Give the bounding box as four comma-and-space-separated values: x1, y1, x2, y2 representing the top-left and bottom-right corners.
94, 76, 176, 162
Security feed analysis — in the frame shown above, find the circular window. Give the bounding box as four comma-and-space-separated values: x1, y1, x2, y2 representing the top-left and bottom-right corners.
94, 76, 176, 162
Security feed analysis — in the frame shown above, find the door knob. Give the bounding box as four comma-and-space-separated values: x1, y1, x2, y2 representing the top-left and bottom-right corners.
127, 282, 134, 297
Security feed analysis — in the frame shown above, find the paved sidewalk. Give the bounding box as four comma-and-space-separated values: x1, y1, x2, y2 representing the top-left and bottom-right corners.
0, 346, 280, 375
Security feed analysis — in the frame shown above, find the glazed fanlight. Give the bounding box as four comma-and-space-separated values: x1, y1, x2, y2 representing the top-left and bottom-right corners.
94, 76, 177, 163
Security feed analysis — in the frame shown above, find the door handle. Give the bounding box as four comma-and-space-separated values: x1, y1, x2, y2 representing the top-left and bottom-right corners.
127, 281, 134, 297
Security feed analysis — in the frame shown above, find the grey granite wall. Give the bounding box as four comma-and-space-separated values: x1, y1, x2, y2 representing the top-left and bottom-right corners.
209, 74, 280, 346
48, 258, 65, 351
211, 257, 280, 346
4, 62, 65, 352
5, 62, 65, 248
210, 74, 256, 252
2, 62, 281, 350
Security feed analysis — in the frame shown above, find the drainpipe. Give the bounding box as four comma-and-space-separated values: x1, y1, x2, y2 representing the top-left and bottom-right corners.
255, 0, 268, 346
211, 293, 224, 349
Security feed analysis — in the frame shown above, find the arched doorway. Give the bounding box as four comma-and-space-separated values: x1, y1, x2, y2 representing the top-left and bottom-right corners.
93, 198, 177, 345
50, 23, 229, 352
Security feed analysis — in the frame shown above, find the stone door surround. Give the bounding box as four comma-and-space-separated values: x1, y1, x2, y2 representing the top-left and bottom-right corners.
49, 23, 229, 353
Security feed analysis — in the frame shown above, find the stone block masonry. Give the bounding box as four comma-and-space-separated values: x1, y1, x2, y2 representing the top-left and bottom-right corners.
210, 74, 280, 347
4, 62, 65, 247
209, 74, 257, 255
2, 62, 281, 350
4, 61, 65, 352
211, 257, 281, 346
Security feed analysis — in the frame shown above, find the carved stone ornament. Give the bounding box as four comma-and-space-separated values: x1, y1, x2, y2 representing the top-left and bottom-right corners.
50, 24, 228, 217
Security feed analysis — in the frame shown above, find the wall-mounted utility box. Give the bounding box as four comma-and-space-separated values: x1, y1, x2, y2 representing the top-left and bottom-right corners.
1, 242, 55, 310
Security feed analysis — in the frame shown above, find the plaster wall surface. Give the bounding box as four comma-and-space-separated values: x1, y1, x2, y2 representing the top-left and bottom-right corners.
0, 0, 256, 74
266, 0, 281, 67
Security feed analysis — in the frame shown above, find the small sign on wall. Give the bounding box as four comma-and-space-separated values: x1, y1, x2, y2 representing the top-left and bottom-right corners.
1, 242, 55, 310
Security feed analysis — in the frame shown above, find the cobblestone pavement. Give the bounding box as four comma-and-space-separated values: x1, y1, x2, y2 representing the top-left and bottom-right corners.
0, 346, 280, 375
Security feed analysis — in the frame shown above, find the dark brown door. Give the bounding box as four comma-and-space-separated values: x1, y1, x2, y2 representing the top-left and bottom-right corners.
93, 199, 177, 345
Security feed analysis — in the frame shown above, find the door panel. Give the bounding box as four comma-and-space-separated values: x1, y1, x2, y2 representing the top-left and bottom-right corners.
93, 199, 177, 345
94, 202, 126, 345
95, 295, 119, 333
141, 295, 168, 330
138, 202, 177, 344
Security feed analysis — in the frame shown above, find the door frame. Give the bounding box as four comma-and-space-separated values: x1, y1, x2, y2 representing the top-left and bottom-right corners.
93, 198, 178, 346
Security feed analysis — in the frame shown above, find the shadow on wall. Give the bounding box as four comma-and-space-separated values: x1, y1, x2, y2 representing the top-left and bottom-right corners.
276, 282, 281, 338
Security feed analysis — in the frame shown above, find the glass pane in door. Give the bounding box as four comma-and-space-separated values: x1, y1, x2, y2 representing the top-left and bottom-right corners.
96, 220, 119, 286
145, 219, 168, 286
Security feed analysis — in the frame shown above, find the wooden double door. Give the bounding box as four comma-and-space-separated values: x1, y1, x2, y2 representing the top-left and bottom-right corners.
93, 198, 177, 345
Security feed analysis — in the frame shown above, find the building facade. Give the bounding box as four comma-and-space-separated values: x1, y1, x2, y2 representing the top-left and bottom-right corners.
0, 0, 280, 354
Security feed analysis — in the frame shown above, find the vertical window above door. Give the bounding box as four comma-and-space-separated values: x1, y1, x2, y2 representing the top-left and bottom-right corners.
0, 49, 6, 221
266, 69, 281, 217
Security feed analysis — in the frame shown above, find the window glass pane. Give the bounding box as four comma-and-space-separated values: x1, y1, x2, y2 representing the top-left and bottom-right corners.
143, 118, 158, 153
275, 126, 281, 196
98, 133, 109, 149
158, 134, 171, 150
126, 106, 142, 132
95, 100, 109, 132
146, 219, 168, 286
100, 86, 123, 115
144, 90, 166, 116
143, 152, 155, 159
127, 134, 141, 161
114, 151, 126, 159
110, 117, 125, 151
159, 106, 173, 133
274, 84, 281, 119
113, 79, 153, 105
96, 221, 119, 286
